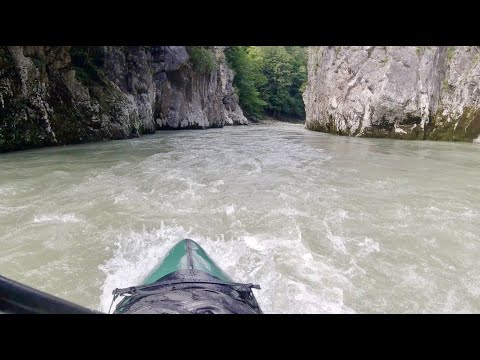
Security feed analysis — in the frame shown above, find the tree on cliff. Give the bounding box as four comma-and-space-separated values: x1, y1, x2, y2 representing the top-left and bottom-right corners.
225, 46, 266, 118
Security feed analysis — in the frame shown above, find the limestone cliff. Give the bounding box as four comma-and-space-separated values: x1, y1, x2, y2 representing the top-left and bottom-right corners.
0, 46, 247, 152
304, 46, 480, 142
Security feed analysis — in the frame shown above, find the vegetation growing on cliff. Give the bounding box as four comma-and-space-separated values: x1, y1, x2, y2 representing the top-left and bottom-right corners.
69, 46, 107, 86
224, 46, 266, 117
0, 47, 14, 71
187, 46, 217, 73
226, 46, 307, 120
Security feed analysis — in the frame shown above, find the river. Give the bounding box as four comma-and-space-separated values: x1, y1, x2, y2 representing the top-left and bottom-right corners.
1, 122, 479, 313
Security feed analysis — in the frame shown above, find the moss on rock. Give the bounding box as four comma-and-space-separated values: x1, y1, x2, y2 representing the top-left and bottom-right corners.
425, 108, 480, 142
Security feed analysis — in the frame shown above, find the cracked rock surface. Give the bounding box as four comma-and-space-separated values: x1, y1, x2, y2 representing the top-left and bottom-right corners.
304, 46, 480, 142
0, 46, 247, 152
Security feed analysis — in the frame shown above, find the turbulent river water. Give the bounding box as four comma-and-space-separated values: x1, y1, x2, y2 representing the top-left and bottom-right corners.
1, 122, 479, 313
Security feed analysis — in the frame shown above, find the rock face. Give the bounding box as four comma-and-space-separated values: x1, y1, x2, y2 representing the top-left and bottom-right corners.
304, 46, 480, 142
0, 46, 247, 152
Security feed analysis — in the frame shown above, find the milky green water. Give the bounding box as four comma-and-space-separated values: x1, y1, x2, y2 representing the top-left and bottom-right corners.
1, 123, 479, 313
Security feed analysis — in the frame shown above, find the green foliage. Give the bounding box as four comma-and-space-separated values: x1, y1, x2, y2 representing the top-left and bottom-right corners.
226, 46, 307, 119
447, 47, 455, 62
442, 78, 449, 91
188, 46, 217, 73
73, 66, 96, 84
70, 46, 105, 68
300, 80, 308, 94
31, 53, 46, 68
474, 53, 480, 66
69, 46, 107, 86
0, 47, 14, 71
225, 46, 266, 117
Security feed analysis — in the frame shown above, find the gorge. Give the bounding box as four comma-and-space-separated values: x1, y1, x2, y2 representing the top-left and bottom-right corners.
1, 46, 479, 313
2, 46, 480, 153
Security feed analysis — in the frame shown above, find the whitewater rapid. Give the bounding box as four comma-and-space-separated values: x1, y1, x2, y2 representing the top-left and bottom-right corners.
1, 122, 479, 313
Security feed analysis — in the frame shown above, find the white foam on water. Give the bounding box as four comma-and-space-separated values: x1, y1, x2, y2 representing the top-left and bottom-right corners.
245, 158, 262, 175
358, 237, 380, 254
0, 186, 17, 196
98, 221, 354, 314
323, 221, 348, 254
273, 207, 309, 218
3, 122, 480, 314
462, 273, 480, 297
203, 232, 355, 313
98, 222, 192, 312
113, 194, 128, 204
209, 180, 224, 187
461, 208, 479, 219
33, 213, 82, 224
225, 204, 235, 216
207, 179, 224, 193
402, 267, 429, 289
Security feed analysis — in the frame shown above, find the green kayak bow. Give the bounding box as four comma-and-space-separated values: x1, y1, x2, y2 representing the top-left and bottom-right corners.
112, 239, 263, 314
0, 239, 262, 314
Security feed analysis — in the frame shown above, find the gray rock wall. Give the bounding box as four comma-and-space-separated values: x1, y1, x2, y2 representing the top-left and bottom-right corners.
0, 46, 247, 152
304, 46, 480, 142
